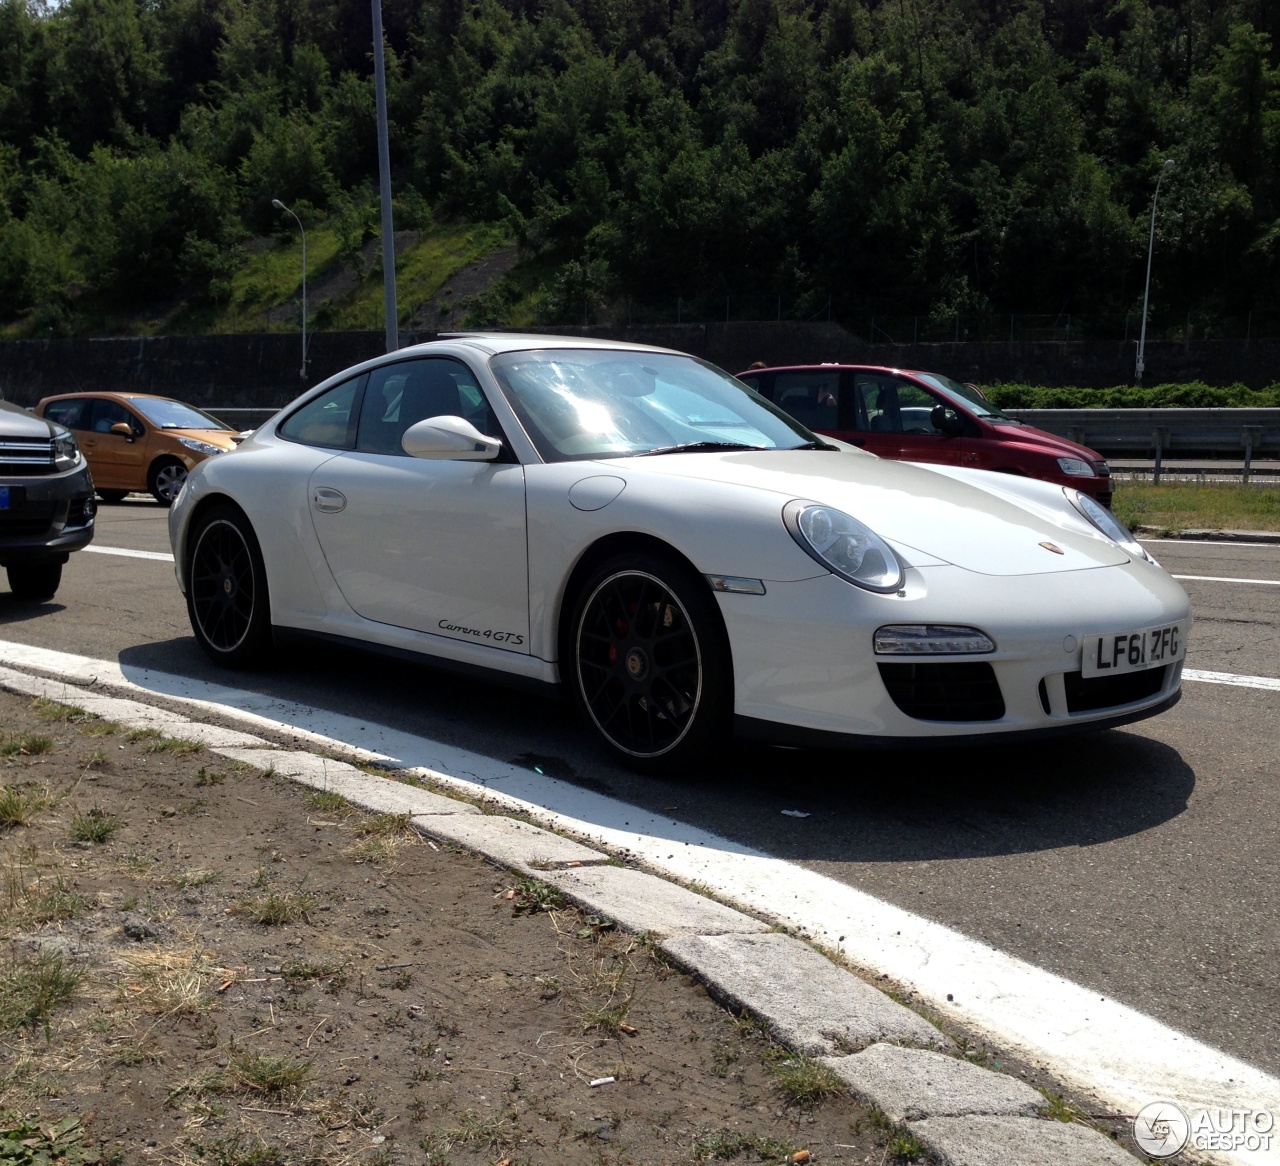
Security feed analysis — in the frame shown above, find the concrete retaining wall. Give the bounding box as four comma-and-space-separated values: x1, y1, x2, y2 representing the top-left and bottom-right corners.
1, 325, 1275, 411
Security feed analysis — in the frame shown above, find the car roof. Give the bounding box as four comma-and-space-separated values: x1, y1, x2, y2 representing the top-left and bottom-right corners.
416, 332, 682, 357
741, 364, 931, 377
38, 391, 180, 404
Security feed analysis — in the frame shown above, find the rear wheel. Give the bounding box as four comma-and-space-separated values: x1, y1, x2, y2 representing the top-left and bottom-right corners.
569, 551, 731, 770
186, 504, 271, 667
96, 489, 128, 503
149, 458, 187, 506
6, 561, 62, 601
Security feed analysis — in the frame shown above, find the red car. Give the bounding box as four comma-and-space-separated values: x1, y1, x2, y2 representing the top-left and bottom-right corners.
737, 364, 1112, 506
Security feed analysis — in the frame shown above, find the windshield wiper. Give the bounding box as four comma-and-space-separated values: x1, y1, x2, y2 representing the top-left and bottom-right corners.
633, 441, 767, 456
791, 439, 839, 450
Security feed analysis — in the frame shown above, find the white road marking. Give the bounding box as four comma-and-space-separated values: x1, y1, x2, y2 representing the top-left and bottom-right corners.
1173, 574, 1280, 586
0, 639, 1273, 1166
1184, 668, 1280, 692
82, 545, 175, 563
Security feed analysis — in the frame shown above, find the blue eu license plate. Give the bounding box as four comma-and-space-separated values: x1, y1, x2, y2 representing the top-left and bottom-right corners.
0, 486, 9, 510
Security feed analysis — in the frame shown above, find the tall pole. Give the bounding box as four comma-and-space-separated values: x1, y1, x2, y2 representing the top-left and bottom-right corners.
372, 0, 398, 352
1136, 158, 1174, 384
271, 198, 308, 378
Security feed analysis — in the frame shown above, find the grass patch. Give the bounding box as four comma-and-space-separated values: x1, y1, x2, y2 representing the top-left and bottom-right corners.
1113, 481, 1280, 534
181, 1130, 288, 1166
29, 698, 96, 724
0, 784, 56, 827
141, 737, 203, 756
694, 1130, 797, 1161
0, 949, 83, 1034
280, 957, 346, 987
0, 734, 55, 758
767, 1052, 845, 1108
346, 812, 415, 864
80, 720, 119, 738
69, 807, 119, 844
3, 868, 88, 926
510, 877, 564, 915
229, 1050, 312, 1095
304, 790, 347, 813
235, 890, 315, 925
194, 767, 225, 786
171, 868, 219, 889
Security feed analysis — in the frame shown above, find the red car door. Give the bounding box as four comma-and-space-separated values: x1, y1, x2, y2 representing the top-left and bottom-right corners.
849, 373, 964, 466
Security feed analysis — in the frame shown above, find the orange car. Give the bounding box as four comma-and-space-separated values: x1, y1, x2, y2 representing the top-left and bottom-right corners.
35, 392, 239, 506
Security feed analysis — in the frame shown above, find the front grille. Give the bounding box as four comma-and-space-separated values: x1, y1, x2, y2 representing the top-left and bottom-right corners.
878, 662, 1006, 722
0, 439, 55, 475
1064, 666, 1167, 713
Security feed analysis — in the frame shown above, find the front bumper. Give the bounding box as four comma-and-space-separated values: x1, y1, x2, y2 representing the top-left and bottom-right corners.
717, 558, 1189, 744
0, 463, 96, 565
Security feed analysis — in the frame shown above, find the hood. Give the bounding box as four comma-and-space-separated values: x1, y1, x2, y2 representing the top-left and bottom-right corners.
0, 398, 57, 440
167, 428, 239, 450
991, 421, 1102, 462
605, 449, 1129, 577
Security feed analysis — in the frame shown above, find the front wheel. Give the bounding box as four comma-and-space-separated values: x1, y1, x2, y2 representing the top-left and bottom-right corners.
7, 561, 62, 601
569, 552, 731, 770
186, 504, 272, 667
149, 458, 187, 506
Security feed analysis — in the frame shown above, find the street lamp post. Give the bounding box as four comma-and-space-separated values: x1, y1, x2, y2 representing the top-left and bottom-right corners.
1135, 158, 1175, 384
271, 198, 308, 378
371, 0, 398, 352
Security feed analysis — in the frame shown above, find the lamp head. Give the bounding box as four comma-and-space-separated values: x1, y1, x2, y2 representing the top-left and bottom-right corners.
1162, 158, 1175, 170
271, 198, 285, 210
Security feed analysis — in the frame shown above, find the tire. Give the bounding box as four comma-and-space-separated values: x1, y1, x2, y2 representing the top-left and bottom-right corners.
7, 561, 62, 601
148, 458, 188, 506
568, 551, 731, 770
96, 489, 128, 503
185, 504, 272, 667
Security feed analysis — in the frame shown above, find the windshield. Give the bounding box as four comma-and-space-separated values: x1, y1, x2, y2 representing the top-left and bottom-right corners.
130, 398, 232, 431
488, 350, 819, 461
913, 373, 1017, 422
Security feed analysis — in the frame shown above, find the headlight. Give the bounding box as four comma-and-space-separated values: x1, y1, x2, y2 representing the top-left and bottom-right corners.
52, 432, 80, 469
1067, 488, 1147, 560
783, 500, 903, 592
1057, 457, 1096, 477
177, 436, 225, 456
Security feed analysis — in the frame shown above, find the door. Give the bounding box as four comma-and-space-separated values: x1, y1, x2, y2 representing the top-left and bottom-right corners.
848, 374, 964, 466
307, 357, 531, 652
81, 398, 147, 488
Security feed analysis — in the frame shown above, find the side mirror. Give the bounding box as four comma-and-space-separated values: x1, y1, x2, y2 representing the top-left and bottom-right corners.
930, 404, 964, 437
109, 422, 135, 440
402, 415, 502, 461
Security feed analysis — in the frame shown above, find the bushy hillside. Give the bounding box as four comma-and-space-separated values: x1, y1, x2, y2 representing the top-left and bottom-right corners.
0, 0, 1277, 336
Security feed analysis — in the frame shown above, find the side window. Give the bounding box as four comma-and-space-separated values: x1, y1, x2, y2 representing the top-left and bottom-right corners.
772, 371, 839, 431
858, 378, 946, 435
43, 398, 88, 430
356, 358, 501, 456
278, 375, 365, 449
87, 398, 141, 435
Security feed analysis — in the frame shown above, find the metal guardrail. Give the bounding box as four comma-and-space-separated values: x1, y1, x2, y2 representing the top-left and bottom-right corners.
207, 407, 280, 430
1006, 408, 1280, 482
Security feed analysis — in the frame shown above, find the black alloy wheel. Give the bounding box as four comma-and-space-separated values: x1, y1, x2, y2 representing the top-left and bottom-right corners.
6, 561, 62, 601
187, 506, 271, 666
572, 554, 730, 768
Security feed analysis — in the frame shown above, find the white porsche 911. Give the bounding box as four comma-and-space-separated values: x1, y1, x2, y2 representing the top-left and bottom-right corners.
169, 334, 1190, 768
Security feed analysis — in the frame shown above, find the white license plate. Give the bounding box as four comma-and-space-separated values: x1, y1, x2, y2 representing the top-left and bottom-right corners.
1082, 622, 1186, 678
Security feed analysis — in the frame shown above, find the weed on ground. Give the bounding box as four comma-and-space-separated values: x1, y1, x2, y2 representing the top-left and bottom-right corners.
0, 687, 894, 1164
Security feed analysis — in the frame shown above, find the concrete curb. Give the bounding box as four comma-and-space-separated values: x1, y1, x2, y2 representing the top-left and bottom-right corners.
1136, 526, 1280, 543
0, 664, 1144, 1166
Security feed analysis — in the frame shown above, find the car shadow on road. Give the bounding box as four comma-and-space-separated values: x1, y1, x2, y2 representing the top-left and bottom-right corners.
0, 597, 67, 625
115, 634, 1195, 865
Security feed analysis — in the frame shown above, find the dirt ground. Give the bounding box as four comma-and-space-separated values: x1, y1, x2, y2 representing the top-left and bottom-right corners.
0, 687, 907, 1166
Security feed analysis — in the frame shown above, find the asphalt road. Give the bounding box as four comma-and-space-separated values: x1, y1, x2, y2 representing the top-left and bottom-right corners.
3, 499, 1278, 1080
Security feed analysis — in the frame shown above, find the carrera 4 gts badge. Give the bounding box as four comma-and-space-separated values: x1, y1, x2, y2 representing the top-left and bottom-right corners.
1039, 541, 1065, 554
438, 620, 524, 646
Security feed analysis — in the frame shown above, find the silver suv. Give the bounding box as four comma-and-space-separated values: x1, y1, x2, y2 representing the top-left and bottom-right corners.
0, 398, 96, 600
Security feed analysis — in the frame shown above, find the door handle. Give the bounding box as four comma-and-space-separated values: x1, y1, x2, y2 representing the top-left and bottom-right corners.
313, 487, 346, 513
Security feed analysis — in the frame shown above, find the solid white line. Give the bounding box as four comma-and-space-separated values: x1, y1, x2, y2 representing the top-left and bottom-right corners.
0, 638, 1273, 1166
82, 545, 174, 562
1173, 573, 1280, 586
1184, 668, 1280, 692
